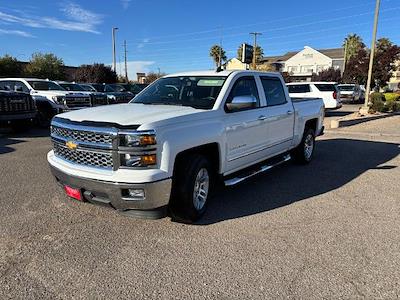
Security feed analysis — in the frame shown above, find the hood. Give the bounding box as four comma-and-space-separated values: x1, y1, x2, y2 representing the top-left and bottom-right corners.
32, 90, 87, 97
107, 92, 132, 96
57, 103, 203, 126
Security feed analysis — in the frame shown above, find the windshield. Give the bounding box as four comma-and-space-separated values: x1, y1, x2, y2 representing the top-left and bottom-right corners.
80, 84, 96, 92
132, 76, 226, 109
338, 85, 355, 91
28, 81, 65, 91
108, 84, 127, 92
59, 83, 85, 91
91, 84, 105, 92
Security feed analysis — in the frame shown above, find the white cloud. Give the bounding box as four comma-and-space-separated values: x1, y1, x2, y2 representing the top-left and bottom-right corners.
0, 28, 35, 38
121, 0, 132, 10
0, 2, 103, 34
137, 38, 150, 49
115, 61, 155, 81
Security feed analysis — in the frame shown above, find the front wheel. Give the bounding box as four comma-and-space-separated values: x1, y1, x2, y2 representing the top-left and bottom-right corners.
169, 154, 213, 223
292, 128, 316, 164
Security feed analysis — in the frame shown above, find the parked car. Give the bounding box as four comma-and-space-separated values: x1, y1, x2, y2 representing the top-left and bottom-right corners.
286, 82, 342, 109
337, 84, 364, 103
84, 83, 134, 104
48, 70, 325, 222
0, 78, 91, 126
0, 87, 37, 130
57, 81, 108, 106
119, 83, 148, 96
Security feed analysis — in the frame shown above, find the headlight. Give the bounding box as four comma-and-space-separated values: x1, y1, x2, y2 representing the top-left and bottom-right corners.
121, 153, 157, 167
52, 96, 65, 104
122, 132, 156, 147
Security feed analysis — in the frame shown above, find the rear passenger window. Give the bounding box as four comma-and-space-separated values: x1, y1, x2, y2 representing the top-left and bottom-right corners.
314, 84, 336, 92
261, 77, 287, 106
287, 84, 310, 93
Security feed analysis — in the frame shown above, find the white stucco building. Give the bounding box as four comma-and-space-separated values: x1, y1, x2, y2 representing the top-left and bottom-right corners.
261, 46, 344, 82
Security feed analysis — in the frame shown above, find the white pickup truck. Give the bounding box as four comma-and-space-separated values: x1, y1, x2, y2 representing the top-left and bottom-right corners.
47, 70, 324, 222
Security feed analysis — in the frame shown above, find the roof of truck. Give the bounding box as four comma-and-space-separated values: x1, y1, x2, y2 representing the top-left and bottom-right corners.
164, 70, 280, 77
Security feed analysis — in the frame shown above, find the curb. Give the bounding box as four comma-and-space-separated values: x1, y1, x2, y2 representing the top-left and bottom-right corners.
330, 112, 400, 129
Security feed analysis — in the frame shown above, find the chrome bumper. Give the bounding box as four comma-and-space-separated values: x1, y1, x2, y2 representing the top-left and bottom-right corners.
50, 165, 171, 217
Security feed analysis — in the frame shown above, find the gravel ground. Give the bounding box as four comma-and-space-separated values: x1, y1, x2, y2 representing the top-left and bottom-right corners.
0, 116, 399, 299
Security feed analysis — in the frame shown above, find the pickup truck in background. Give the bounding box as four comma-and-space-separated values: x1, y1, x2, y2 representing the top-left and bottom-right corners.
0, 87, 37, 130
47, 70, 324, 222
86, 83, 134, 104
337, 83, 364, 103
287, 82, 342, 109
0, 78, 91, 126
57, 81, 108, 106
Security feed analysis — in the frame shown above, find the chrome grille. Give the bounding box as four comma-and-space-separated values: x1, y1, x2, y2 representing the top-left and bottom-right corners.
53, 142, 113, 169
51, 126, 114, 145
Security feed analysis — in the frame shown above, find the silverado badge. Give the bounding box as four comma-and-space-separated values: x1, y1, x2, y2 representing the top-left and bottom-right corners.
66, 140, 78, 151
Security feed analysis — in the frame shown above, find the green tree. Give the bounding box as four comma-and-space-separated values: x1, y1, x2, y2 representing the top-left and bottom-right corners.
0, 55, 23, 77
373, 38, 400, 88
342, 48, 369, 85
209, 45, 227, 67
145, 72, 166, 83
237, 44, 264, 64
25, 53, 66, 80
343, 34, 365, 62
73, 63, 118, 83
311, 67, 342, 82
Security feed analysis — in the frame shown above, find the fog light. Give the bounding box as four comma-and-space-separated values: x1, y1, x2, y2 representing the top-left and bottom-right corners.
126, 188, 145, 200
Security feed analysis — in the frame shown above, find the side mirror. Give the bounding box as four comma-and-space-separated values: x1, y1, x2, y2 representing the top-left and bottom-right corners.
226, 95, 257, 111
14, 86, 23, 92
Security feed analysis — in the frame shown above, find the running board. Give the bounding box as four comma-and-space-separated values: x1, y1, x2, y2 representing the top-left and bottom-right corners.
224, 154, 291, 186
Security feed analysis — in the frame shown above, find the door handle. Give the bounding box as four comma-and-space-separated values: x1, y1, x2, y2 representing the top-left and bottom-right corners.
287, 110, 294, 115
258, 115, 267, 121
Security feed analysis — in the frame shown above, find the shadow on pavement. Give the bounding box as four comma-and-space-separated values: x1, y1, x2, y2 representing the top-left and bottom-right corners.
198, 138, 400, 225
0, 127, 50, 155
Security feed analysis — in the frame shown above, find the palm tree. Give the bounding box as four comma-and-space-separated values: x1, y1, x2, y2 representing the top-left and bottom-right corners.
209, 45, 227, 67
343, 34, 365, 62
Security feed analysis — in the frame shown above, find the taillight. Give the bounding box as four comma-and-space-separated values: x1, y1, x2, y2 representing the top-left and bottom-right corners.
333, 91, 337, 99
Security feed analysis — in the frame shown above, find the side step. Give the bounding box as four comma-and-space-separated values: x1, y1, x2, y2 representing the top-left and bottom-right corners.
224, 154, 291, 186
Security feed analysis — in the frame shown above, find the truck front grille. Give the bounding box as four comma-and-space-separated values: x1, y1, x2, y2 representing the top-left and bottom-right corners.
51, 126, 114, 145
53, 142, 113, 169
65, 96, 91, 109
0, 95, 35, 113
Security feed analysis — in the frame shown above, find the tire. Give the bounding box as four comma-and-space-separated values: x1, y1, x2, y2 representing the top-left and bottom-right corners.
292, 127, 316, 164
169, 154, 213, 223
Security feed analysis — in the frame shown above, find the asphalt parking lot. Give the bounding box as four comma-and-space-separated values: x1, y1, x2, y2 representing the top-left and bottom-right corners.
1, 114, 400, 299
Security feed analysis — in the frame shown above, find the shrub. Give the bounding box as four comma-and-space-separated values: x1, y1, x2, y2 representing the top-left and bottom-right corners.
385, 99, 400, 112
369, 92, 385, 112
384, 93, 400, 102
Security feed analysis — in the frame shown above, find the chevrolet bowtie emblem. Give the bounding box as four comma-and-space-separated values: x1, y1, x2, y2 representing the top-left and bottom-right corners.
66, 140, 78, 150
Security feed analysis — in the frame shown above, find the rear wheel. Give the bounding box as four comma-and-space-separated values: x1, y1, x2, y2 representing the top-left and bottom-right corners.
169, 154, 213, 223
292, 127, 315, 164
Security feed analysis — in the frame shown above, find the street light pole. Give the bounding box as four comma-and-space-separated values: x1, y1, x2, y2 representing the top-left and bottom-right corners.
250, 32, 262, 70
112, 27, 119, 72
363, 0, 381, 111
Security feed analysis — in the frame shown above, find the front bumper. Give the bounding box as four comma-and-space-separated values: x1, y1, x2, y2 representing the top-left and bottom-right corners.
50, 165, 171, 218
0, 112, 37, 122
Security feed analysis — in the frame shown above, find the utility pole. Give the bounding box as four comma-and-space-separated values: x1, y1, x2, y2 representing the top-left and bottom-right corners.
123, 40, 129, 82
250, 32, 262, 70
362, 0, 381, 112
112, 27, 118, 72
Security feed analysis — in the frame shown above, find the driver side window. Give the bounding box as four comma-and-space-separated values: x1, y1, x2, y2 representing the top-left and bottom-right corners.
226, 76, 260, 109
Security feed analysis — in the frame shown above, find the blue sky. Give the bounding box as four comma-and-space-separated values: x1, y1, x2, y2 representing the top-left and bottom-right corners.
0, 0, 399, 80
